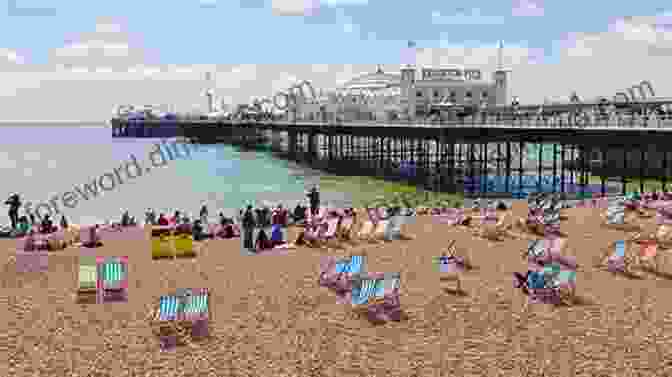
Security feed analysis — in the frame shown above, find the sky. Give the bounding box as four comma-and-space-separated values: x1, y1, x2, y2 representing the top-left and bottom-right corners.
0, 0, 671, 121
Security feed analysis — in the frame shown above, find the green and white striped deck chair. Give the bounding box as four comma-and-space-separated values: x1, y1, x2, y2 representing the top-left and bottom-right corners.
78, 255, 97, 292
180, 288, 210, 321
99, 257, 128, 290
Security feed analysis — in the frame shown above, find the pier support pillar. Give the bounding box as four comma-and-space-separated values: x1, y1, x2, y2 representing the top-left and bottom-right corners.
288, 130, 298, 160
308, 131, 318, 162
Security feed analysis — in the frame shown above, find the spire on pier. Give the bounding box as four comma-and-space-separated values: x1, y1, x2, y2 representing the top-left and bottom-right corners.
497, 40, 504, 70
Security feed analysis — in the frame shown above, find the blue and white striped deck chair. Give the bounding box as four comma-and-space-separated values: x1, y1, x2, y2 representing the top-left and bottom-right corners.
182, 292, 209, 321
351, 276, 382, 306
382, 272, 401, 296
159, 295, 180, 321
349, 254, 364, 274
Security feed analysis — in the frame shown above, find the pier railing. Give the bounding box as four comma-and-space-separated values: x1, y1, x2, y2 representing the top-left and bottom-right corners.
258, 114, 672, 129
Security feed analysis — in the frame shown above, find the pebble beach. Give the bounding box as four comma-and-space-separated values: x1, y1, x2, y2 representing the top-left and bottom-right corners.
3, 200, 672, 377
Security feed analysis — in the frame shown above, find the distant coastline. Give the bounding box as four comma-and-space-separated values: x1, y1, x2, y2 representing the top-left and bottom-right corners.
0, 121, 108, 126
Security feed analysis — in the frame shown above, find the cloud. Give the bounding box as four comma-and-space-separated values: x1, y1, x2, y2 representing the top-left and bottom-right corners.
49, 17, 157, 69
271, 0, 320, 16
2, 13, 672, 121
512, 0, 544, 17
271, 0, 367, 16
431, 9, 505, 25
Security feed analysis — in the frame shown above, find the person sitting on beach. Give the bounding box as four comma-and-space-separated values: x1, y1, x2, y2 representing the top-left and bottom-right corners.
192, 220, 207, 241
40, 214, 56, 234
270, 221, 285, 247
292, 203, 307, 224
218, 212, 232, 226
16, 216, 30, 237
59, 215, 69, 230
169, 211, 181, 225
157, 213, 169, 226
145, 208, 156, 226
261, 206, 271, 227
255, 228, 273, 251
121, 211, 131, 227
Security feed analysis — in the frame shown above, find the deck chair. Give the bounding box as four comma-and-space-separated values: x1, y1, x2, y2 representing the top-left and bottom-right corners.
638, 240, 661, 272
151, 226, 175, 259
601, 205, 641, 232
150, 288, 211, 349
541, 263, 577, 305
436, 245, 465, 293
77, 255, 99, 304
337, 216, 354, 241
596, 240, 640, 276
174, 227, 196, 258
351, 273, 402, 322
474, 208, 512, 240
435, 208, 464, 226
178, 288, 211, 338
334, 253, 366, 293
98, 256, 129, 303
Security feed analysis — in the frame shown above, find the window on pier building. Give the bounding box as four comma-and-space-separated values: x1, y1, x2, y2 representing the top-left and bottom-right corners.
433, 90, 440, 98
465, 91, 472, 99
449, 91, 456, 100
416, 90, 423, 98
482, 91, 488, 99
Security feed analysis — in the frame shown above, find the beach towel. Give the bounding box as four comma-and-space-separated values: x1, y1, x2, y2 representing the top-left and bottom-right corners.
152, 226, 175, 259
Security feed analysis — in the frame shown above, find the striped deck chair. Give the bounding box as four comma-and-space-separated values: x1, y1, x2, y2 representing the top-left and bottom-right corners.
151, 226, 175, 259
351, 274, 380, 306
77, 256, 99, 304
604, 240, 637, 275
333, 253, 366, 293
436, 208, 465, 226
337, 216, 354, 241
542, 263, 576, 305
638, 241, 660, 272
98, 256, 128, 303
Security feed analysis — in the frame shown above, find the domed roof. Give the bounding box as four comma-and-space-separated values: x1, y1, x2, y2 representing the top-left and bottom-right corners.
341, 65, 400, 90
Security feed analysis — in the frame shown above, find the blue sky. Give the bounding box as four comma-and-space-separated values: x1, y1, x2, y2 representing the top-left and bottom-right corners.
0, 0, 671, 120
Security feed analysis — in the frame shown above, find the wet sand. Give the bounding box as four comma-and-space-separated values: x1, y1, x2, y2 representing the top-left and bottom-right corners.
3, 201, 672, 376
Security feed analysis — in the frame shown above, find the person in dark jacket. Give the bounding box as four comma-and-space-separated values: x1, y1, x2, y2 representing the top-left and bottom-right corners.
242, 205, 256, 250
5, 194, 21, 230
307, 187, 320, 216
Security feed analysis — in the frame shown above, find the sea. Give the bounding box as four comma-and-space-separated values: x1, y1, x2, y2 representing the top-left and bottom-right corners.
0, 124, 353, 226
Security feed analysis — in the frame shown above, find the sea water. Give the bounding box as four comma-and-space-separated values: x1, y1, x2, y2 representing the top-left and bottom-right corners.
0, 124, 352, 226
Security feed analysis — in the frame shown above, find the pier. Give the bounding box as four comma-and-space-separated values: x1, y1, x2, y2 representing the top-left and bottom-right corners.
111, 113, 672, 198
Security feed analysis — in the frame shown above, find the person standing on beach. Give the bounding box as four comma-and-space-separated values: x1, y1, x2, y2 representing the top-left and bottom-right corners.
307, 187, 320, 216
200, 204, 209, 225
242, 205, 257, 251
5, 193, 21, 230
